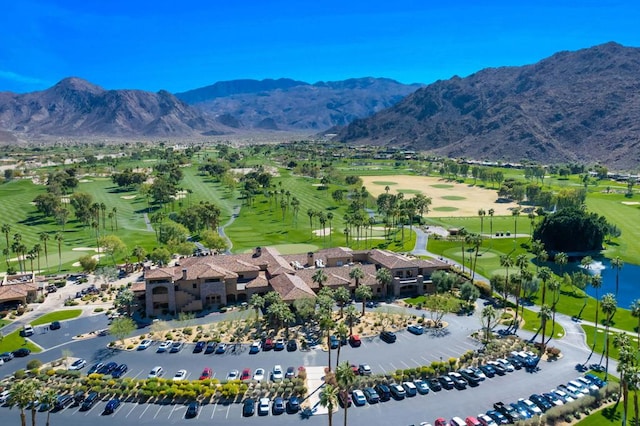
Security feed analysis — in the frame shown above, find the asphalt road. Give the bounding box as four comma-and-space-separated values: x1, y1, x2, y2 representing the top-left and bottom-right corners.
0, 303, 596, 425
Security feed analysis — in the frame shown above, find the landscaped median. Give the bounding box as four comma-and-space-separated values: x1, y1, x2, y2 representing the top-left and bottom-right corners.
30, 309, 82, 326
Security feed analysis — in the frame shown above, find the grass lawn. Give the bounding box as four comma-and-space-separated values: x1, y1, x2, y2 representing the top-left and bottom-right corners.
579, 324, 640, 361
0, 319, 9, 328
575, 395, 639, 426
30, 309, 83, 326
0, 329, 41, 353
519, 307, 566, 338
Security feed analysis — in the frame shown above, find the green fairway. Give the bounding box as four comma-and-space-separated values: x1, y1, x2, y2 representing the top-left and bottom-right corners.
371, 181, 398, 186
520, 307, 565, 338
0, 329, 41, 353
441, 195, 466, 201
433, 206, 459, 212
30, 309, 83, 325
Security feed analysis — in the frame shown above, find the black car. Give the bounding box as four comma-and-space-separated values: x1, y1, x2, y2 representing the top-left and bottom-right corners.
286, 396, 300, 413
489, 362, 507, 375
507, 356, 523, 370
363, 387, 380, 403
185, 401, 199, 418
88, 362, 104, 374
50, 321, 61, 330
437, 375, 454, 390
494, 401, 521, 423
458, 368, 481, 387
272, 397, 285, 415
374, 383, 391, 401
286, 339, 297, 352
12, 348, 31, 357
80, 392, 99, 411
486, 409, 510, 425
193, 341, 205, 353
243, 399, 255, 417
448, 372, 468, 390
111, 363, 128, 378
529, 393, 553, 412
478, 364, 496, 378
380, 330, 397, 343
204, 341, 217, 354
73, 390, 85, 404
98, 362, 118, 375
427, 377, 442, 392
54, 394, 73, 410
104, 398, 120, 414
0, 352, 14, 362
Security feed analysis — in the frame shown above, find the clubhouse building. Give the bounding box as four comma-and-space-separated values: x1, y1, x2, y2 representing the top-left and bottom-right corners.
141, 247, 450, 317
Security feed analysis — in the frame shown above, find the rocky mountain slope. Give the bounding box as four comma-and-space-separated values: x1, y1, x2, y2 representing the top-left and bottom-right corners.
335, 42, 640, 169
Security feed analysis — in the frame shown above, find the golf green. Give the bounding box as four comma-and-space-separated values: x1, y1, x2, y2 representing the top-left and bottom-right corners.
430, 184, 455, 189
372, 181, 398, 186
433, 206, 459, 212
441, 195, 466, 201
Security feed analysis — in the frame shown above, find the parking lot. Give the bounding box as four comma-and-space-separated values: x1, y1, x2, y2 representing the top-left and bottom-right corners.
0, 305, 595, 425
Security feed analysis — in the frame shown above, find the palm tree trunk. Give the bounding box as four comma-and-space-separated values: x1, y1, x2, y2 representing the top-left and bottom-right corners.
336, 344, 341, 369
343, 405, 348, 426
20, 410, 26, 426
327, 334, 332, 372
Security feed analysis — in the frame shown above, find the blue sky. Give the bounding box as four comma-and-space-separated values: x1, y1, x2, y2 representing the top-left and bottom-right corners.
2, 0, 639, 93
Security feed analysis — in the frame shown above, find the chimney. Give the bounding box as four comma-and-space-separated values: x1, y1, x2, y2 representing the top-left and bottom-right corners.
182, 268, 187, 280
307, 252, 314, 267
254, 246, 262, 257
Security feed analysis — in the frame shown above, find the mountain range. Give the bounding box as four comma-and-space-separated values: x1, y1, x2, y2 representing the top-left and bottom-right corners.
335, 42, 640, 169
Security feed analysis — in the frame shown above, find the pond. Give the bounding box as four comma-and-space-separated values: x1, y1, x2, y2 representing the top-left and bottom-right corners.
577, 258, 640, 310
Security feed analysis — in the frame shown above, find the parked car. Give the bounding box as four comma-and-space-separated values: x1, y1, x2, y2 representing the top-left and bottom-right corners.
448, 372, 468, 390
193, 341, 205, 353
285, 366, 296, 379
427, 377, 442, 392
348, 334, 362, 347
286, 339, 298, 351
80, 392, 99, 411
249, 341, 262, 354
493, 402, 521, 423
98, 362, 118, 375
352, 389, 367, 406
286, 396, 300, 413
529, 393, 553, 412
390, 384, 407, 399
54, 394, 73, 410
414, 380, 430, 394
272, 396, 285, 414
402, 381, 417, 397
157, 340, 173, 353
173, 369, 188, 381
478, 364, 496, 377
368, 383, 388, 401
258, 397, 270, 416
215, 343, 227, 354
495, 358, 515, 372
458, 368, 481, 386
253, 368, 265, 382
111, 363, 128, 378
338, 390, 352, 408
486, 361, 506, 375
243, 399, 255, 417
485, 410, 509, 425
329, 335, 340, 349
69, 358, 86, 370
477, 413, 499, 426
204, 341, 217, 354
272, 365, 284, 381
0, 352, 14, 362
104, 398, 120, 414
438, 375, 455, 390
407, 324, 424, 335
262, 339, 274, 351
50, 321, 61, 330
518, 398, 542, 416
380, 330, 397, 343
274, 339, 286, 351
12, 348, 31, 357
543, 392, 564, 406
240, 368, 251, 381
363, 387, 380, 403
170, 341, 184, 353
226, 369, 239, 381
137, 339, 152, 350
87, 362, 104, 374
148, 366, 164, 379
185, 401, 199, 418
358, 364, 372, 375
21, 325, 34, 337
434, 419, 448, 426
199, 368, 213, 380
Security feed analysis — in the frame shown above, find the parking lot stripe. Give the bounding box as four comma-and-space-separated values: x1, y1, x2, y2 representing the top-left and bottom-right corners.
138, 403, 151, 419
152, 405, 163, 419
400, 361, 411, 369
378, 363, 387, 373
125, 403, 138, 417
421, 355, 431, 363
210, 403, 217, 419
388, 362, 398, 371
131, 369, 144, 379
225, 404, 231, 418
168, 404, 180, 418
411, 358, 422, 367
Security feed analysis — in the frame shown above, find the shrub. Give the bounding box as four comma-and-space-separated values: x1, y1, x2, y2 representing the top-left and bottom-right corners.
94, 307, 104, 313
14, 369, 26, 379
27, 359, 43, 370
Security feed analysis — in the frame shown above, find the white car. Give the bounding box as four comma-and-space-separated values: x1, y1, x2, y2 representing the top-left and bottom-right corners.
351, 389, 367, 406
157, 340, 173, 353
68, 358, 86, 370
518, 398, 542, 415
477, 414, 497, 426
148, 366, 164, 379
258, 397, 270, 416
137, 339, 153, 350
272, 365, 284, 381
226, 369, 239, 381
253, 368, 265, 382
173, 369, 187, 381
0, 390, 10, 404
496, 358, 515, 372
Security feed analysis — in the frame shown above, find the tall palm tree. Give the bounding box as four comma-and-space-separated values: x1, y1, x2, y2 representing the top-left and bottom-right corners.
40, 388, 57, 426
631, 299, 640, 349
600, 293, 617, 378
555, 252, 568, 277
335, 361, 356, 426
2, 223, 11, 256
537, 304, 553, 351
610, 256, 623, 298
344, 305, 358, 335
514, 254, 529, 323
468, 233, 482, 281
248, 294, 265, 320
478, 209, 486, 236
319, 383, 339, 426
511, 207, 521, 248
546, 277, 561, 343
499, 254, 514, 305
333, 287, 350, 318
55, 232, 64, 272
537, 266, 552, 305
376, 267, 392, 298
613, 332, 632, 423
8, 378, 37, 426
28, 379, 42, 426
355, 285, 373, 316
349, 267, 364, 288
488, 208, 495, 244
320, 314, 336, 372
312, 269, 328, 289
334, 322, 349, 368
585, 273, 603, 364
112, 207, 118, 231
480, 305, 498, 343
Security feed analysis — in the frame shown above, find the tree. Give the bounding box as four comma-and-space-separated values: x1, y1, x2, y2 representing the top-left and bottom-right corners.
488, 208, 495, 243
109, 316, 136, 344
511, 207, 521, 248
40, 388, 57, 426
320, 312, 336, 371
499, 254, 514, 304
631, 299, 640, 349
610, 256, 623, 298
376, 267, 393, 298
115, 289, 136, 316
319, 383, 339, 426
349, 267, 364, 287
55, 232, 64, 272
200, 229, 229, 254
344, 305, 358, 335
355, 285, 373, 316
8, 378, 36, 426
460, 282, 480, 303
537, 304, 553, 351
249, 294, 265, 320
335, 361, 356, 426
480, 305, 500, 343
533, 207, 610, 252
293, 297, 316, 322
600, 293, 617, 378
334, 322, 349, 368
149, 247, 171, 266
555, 252, 568, 276
478, 209, 486, 235
78, 254, 98, 273
312, 269, 328, 289
585, 273, 603, 364
132, 245, 147, 263
467, 233, 482, 281
39, 232, 50, 271
333, 287, 350, 318
537, 266, 552, 306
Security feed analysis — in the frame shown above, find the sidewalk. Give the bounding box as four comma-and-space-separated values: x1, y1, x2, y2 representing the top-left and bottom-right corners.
304, 366, 333, 416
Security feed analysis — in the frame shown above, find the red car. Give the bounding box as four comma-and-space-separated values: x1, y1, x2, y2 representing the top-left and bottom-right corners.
241, 368, 251, 381
199, 368, 213, 380
435, 418, 448, 426
348, 335, 362, 347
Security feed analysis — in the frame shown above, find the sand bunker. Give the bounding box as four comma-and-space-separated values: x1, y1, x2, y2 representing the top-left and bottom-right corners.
72, 247, 104, 252
120, 195, 137, 200
621, 201, 640, 205
79, 179, 92, 183
312, 227, 332, 236
362, 175, 520, 217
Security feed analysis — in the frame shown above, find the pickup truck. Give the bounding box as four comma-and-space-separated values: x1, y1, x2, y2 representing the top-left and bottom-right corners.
493, 401, 521, 423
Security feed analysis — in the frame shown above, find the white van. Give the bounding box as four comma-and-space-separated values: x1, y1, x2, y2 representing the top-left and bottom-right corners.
22, 325, 34, 337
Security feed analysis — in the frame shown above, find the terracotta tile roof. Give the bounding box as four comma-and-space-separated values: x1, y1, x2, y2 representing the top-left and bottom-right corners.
316, 247, 353, 259
131, 281, 146, 292
269, 273, 316, 302
245, 274, 269, 289
0, 282, 39, 301
295, 264, 377, 289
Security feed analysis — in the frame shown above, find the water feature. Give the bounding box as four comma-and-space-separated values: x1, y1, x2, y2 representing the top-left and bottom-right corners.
578, 258, 640, 309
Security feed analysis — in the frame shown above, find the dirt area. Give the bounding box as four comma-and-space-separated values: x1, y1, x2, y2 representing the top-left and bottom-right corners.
361, 175, 520, 217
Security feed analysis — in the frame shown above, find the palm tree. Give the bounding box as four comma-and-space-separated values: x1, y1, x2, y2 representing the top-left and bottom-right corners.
468, 233, 482, 281
600, 293, 617, 378
112, 207, 118, 231
613, 332, 632, 420
335, 361, 356, 426
376, 267, 393, 298
333, 286, 350, 318
8, 378, 37, 426
320, 313, 336, 371
459, 228, 468, 274
488, 208, 495, 244
327, 212, 334, 240
480, 305, 498, 343
28, 379, 42, 426
344, 305, 358, 335
55, 232, 64, 272
40, 388, 57, 426
610, 256, 623, 298
555, 252, 568, 277
546, 277, 561, 343
478, 209, 486, 235
585, 273, 603, 364
355, 285, 373, 316
631, 299, 640, 349
537, 304, 553, 351
249, 294, 265, 320
334, 322, 349, 368
537, 266, 552, 305
511, 207, 521, 248
2, 223, 11, 263
312, 269, 328, 289
319, 383, 339, 426
499, 254, 514, 305
349, 267, 364, 288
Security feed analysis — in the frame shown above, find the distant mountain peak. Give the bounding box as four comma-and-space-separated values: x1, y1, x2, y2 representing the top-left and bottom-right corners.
53, 77, 104, 94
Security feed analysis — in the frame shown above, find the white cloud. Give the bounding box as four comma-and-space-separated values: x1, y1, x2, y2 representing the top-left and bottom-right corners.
0, 70, 48, 85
